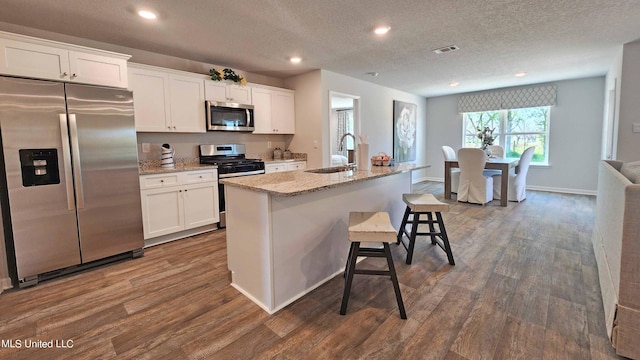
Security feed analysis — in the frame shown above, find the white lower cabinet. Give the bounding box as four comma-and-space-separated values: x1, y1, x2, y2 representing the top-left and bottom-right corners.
286, 161, 306, 171
140, 169, 219, 240
265, 161, 306, 174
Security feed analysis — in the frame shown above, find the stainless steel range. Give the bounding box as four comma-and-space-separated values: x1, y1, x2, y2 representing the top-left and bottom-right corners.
199, 144, 265, 227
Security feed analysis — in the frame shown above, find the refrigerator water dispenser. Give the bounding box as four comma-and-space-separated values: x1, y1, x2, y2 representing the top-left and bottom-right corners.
19, 149, 60, 186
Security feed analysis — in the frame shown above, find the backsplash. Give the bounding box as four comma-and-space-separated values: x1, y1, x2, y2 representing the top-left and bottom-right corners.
136, 132, 298, 161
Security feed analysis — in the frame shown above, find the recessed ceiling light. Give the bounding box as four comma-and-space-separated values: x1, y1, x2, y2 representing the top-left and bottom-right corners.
138, 10, 157, 19
449, 81, 459, 87
374, 26, 391, 35
515, 72, 527, 77
290, 57, 302, 64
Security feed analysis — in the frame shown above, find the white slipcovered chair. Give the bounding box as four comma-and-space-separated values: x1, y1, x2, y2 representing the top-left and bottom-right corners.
457, 148, 494, 205
487, 145, 504, 158
441, 146, 460, 194
492, 146, 535, 202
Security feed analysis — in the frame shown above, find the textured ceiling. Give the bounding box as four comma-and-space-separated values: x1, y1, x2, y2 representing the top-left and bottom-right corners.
1, 0, 640, 97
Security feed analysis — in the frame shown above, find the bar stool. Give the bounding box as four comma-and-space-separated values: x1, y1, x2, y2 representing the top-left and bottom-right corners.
341, 212, 407, 319
396, 193, 455, 265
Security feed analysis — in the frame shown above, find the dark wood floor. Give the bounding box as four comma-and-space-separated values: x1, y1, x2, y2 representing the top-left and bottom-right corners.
0, 182, 624, 359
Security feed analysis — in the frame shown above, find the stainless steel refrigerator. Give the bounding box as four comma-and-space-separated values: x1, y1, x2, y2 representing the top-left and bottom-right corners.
0, 76, 144, 287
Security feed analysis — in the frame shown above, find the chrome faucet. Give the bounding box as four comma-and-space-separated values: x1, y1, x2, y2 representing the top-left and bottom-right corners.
339, 133, 356, 165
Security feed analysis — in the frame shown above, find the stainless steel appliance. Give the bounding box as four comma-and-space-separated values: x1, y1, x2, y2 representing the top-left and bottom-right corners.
206, 101, 254, 132
0, 76, 144, 288
199, 144, 264, 227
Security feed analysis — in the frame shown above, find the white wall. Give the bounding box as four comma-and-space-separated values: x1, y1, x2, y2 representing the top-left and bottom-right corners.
424, 77, 605, 194
285, 70, 323, 168
617, 40, 640, 162
286, 70, 427, 173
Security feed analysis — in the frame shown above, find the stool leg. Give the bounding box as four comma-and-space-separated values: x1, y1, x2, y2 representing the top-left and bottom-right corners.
427, 212, 437, 245
384, 243, 407, 319
343, 239, 356, 278
436, 212, 455, 265
396, 206, 411, 245
340, 242, 360, 315
406, 212, 420, 264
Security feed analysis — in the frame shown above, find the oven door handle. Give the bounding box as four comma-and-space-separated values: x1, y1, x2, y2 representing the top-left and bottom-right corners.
218, 170, 265, 178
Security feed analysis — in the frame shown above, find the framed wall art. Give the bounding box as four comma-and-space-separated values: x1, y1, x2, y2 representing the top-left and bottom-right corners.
393, 100, 417, 162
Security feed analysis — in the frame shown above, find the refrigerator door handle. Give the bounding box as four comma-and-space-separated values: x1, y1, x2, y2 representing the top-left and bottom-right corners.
59, 114, 76, 211
68, 114, 85, 209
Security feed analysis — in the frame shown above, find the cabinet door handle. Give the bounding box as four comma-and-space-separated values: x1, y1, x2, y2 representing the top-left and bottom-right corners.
179, 190, 182, 192
173, 126, 177, 129
160, 179, 164, 183
167, 126, 171, 129
71, 73, 77, 79
61, 72, 68, 78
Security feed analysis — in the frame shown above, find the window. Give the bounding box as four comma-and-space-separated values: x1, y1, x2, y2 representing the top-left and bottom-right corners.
463, 106, 550, 164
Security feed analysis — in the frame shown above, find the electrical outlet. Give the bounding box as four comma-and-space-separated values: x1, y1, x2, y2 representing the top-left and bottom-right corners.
142, 143, 150, 153
267, 141, 272, 148
633, 123, 640, 133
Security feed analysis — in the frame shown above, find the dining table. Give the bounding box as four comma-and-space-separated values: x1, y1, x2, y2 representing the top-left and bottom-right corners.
444, 157, 519, 207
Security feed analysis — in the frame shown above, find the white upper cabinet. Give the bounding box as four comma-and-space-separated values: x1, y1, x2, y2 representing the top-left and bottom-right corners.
272, 90, 295, 134
129, 64, 205, 133
204, 80, 252, 104
169, 73, 206, 132
251, 86, 295, 134
0, 31, 129, 88
67, 51, 127, 88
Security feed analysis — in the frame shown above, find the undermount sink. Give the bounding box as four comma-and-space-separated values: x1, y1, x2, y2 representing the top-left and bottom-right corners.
305, 165, 355, 174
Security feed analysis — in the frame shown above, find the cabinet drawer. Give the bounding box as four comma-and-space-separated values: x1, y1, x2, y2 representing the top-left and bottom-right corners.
139, 173, 180, 189
265, 163, 287, 173
286, 162, 306, 171
182, 169, 217, 184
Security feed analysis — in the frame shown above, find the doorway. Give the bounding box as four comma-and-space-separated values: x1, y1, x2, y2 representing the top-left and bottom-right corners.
329, 91, 360, 166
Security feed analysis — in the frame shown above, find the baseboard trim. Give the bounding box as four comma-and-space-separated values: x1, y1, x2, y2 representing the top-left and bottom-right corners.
417, 178, 596, 196
144, 224, 218, 248
526, 185, 596, 196
0, 277, 13, 294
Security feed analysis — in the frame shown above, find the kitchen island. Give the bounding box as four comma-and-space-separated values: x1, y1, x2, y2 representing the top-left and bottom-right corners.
220, 163, 429, 313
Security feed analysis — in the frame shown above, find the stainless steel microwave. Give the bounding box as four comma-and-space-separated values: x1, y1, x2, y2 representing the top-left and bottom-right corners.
206, 100, 254, 131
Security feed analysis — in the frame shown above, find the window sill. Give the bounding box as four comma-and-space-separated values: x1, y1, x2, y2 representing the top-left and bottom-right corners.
529, 163, 550, 168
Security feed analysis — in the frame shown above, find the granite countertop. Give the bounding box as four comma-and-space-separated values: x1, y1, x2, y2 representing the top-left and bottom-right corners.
139, 158, 217, 175
220, 163, 429, 197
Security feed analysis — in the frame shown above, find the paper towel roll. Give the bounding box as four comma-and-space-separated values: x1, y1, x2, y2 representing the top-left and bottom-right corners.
357, 144, 369, 170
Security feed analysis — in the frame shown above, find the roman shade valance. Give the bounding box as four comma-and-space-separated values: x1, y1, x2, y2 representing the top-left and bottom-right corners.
458, 84, 557, 113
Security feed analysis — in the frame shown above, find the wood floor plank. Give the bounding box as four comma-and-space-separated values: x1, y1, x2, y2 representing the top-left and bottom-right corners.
303, 307, 389, 359
398, 286, 477, 360
450, 273, 518, 359
546, 295, 590, 349
493, 316, 546, 360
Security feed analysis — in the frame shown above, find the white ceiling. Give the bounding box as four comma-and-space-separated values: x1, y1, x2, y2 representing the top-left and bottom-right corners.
1, 0, 640, 97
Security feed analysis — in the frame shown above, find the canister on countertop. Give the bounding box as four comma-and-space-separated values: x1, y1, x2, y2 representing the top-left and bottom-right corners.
161, 143, 175, 168
273, 147, 283, 160
283, 149, 292, 160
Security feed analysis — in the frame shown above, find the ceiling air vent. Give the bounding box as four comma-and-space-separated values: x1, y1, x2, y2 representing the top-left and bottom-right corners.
433, 45, 459, 54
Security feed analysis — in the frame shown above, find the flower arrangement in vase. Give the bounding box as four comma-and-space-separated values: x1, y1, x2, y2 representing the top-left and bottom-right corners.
209, 68, 247, 86
477, 126, 495, 150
